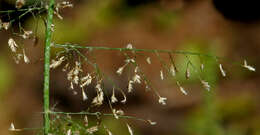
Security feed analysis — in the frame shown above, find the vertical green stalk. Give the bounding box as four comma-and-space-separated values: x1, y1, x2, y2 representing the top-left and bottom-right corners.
44, 0, 54, 135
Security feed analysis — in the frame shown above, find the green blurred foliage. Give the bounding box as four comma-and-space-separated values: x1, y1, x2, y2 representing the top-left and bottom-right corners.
0, 56, 13, 99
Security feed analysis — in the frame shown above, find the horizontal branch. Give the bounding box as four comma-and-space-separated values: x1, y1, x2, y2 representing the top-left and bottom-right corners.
42, 111, 148, 122
53, 43, 221, 60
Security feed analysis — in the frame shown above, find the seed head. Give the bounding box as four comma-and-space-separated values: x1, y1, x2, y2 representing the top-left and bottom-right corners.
8, 38, 18, 52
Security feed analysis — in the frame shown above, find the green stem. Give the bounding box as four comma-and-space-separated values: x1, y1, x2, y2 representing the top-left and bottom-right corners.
43, 0, 54, 135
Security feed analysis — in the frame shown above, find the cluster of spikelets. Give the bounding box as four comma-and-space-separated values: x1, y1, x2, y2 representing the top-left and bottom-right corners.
0, 0, 73, 64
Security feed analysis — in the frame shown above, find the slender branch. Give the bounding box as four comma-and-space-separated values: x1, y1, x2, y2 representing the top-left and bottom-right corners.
43, 0, 54, 135
48, 111, 147, 122
53, 43, 221, 59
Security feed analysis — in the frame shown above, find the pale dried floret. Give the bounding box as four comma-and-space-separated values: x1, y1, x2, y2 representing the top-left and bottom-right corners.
160, 70, 164, 80
125, 58, 135, 63
126, 124, 133, 135
70, 82, 74, 89
179, 86, 188, 95
86, 126, 98, 134
121, 91, 127, 103
66, 129, 71, 135
219, 64, 226, 77
13, 54, 23, 64
21, 30, 33, 39
80, 74, 92, 87
84, 115, 88, 126
126, 43, 133, 49
2, 22, 10, 30
54, 10, 63, 20
146, 57, 151, 64
23, 49, 30, 64
106, 128, 113, 135
147, 120, 157, 125
134, 66, 139, 73
243, 60, 255, 72
50, 56, 65, 69
112, 109, 119, 119
132, 74, 141, 84
9, 123, 16, 131
8, 38, 18, 52
82, 88, 88, 101
51, 24, 55, 32
128, 80, 134, 93
73, 76, 79, 85
111, 88, 118, 103
185, 68, 190, 79
16, 0, 25, 9
116, 66, 124, 75
158, 96, 167, 105
67, 69, 74, 81
176, 81, 188, 95
96, 83, 102, 92
200, 63, 204, 71
116, 109, 124, 115
170, 64, 176, 76
59, 1, 73, 8
92, 85, 104, 106
201, 80, 210, 91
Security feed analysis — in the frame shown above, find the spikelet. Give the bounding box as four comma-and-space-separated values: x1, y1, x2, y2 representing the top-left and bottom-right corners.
243, 60, 255, 72
8, 38, 18, 52
146, 57, 151, 64
158, 96, 167, 105
126, 124, 134, 135
16, 0, 25, 9
219, 64, 226, 77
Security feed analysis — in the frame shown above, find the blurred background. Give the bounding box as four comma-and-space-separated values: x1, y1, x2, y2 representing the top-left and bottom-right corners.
1, 0, 260, 135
